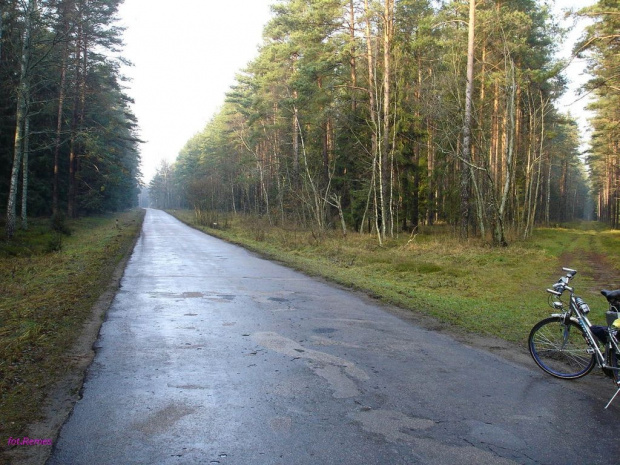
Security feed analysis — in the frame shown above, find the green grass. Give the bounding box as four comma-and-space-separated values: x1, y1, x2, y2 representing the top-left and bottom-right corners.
0, 210, 144, 442
169, 210, 620, 345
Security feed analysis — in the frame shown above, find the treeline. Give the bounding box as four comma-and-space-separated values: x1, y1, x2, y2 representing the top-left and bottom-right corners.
149, 0, 609, 244
578, 0, 620, 229
1, 0, 141, 238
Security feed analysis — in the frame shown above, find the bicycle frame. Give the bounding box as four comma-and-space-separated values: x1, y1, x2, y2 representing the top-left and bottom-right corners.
547, 271, 620, 408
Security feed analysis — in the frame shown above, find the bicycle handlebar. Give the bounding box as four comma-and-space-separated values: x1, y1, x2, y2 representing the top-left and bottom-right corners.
562, 267, 577, 277
546, 268, 578, 296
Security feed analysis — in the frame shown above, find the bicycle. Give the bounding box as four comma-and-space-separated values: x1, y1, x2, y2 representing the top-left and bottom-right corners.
528, 267, 620, 408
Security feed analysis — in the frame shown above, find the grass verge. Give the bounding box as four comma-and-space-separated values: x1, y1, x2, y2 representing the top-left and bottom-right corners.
0, 210, 144, 452
168, 210, 620, 344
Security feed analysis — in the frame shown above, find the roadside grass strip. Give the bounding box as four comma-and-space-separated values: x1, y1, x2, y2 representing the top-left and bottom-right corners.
0, 210, 144, 443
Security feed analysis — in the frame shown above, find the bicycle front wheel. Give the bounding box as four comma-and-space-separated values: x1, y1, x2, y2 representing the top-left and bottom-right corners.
528, 317, 596, 379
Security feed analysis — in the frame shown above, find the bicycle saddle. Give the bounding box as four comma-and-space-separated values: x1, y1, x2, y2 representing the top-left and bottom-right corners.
601, 289, 620, 304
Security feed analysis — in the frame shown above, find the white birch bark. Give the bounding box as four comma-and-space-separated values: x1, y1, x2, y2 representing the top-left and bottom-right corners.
7, 0, 37, 238
459, 0, 475, 240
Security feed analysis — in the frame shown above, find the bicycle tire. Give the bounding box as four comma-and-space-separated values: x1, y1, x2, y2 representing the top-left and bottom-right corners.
528, 316, 596, 379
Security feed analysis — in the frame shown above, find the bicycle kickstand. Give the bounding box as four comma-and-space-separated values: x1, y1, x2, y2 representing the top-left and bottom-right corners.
605, 386, 620, 409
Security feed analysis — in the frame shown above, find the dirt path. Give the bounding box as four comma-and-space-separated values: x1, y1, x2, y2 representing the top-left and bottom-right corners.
559, 231, 619, 293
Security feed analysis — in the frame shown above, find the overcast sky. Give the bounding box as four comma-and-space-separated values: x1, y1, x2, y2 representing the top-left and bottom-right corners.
117, 0, 596, 183
555, 0, 596, 149
117, 0, 274, 182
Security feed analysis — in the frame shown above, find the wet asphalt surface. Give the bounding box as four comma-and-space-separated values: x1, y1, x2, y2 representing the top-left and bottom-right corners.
48, 209, 620, 464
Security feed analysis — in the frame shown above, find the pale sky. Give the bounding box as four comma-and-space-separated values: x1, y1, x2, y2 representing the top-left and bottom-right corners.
554, 0, 596, 148
117, 0, 596, 183
117, 0, 275, 182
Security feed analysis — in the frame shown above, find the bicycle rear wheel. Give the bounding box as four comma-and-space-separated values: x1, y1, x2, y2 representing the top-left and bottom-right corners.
528, 316, 596, 379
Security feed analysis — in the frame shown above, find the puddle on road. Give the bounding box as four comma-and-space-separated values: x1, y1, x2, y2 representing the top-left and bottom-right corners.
148, 292, 236, 302
313, 327, 337, 334
178, 343, 205, 350
310, 336, 361, 349
252, 291, 297, 310
182, 292, 204, 298
167, 383, 209, 390
132, 403, 196, 435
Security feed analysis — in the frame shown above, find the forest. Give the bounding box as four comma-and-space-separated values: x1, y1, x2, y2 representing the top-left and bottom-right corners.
0, 0, 141, 239
148, 0, 619, 245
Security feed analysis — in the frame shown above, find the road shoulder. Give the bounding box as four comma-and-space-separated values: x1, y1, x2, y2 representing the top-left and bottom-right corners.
3, 212, 144, 465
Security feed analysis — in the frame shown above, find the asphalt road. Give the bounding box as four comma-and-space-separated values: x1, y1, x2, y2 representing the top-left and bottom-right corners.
48, 209, 620, 464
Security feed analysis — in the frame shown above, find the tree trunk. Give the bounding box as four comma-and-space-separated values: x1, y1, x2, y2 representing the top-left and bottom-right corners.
426, 115, 434, 225
0, 4, 4, 60
53, 1, 72, 216
364, 0, 380, 239
292, 52, 300, 179
349, 0, 357, 113
68, 18, 82, 218
69, 0, 89, 218
560, 158, 568, 223
6, 0, 36, 238
322, 121, 329, 183
292, 101, 299, 177
495, 60, 517, 247
459, 0, 475, 240
21, 110, 30, 230
545, 154, 551, 225
380, 0, 394, 238
524, 93, 546, 238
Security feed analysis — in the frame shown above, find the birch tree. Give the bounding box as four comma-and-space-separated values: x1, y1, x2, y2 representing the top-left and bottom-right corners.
6, 0, 36, 238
